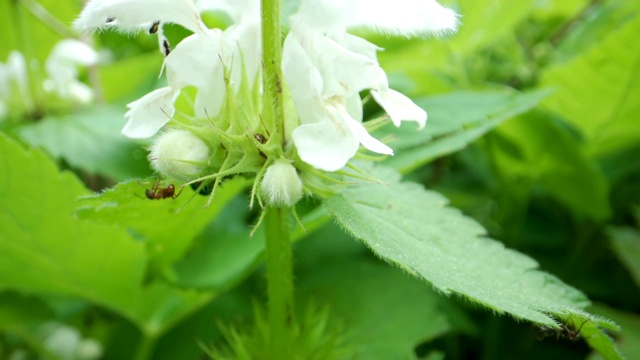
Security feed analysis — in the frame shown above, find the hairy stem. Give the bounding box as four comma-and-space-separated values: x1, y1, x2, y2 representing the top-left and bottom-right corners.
261, 0, 285, 147
265, 206, 294, 358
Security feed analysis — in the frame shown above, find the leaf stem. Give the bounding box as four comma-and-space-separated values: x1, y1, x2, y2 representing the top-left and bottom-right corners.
265, 206, 294, 358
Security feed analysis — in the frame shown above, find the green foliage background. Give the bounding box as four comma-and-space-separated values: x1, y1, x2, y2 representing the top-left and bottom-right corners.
1, 0, 639, 359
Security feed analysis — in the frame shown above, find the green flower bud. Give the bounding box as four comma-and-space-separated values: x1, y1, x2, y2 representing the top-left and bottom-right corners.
260, 159, 303, 207
149, 129, 209, 181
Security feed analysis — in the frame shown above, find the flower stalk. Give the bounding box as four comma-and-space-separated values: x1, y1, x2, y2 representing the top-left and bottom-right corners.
262, 0, 294, 357
261, 0, 285, 146
264, 206, 294, 358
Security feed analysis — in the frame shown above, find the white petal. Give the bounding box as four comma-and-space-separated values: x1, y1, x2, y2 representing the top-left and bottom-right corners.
296, 27, 387, 96
292, 106, 360, 172
350, 0, 459, 37
371, 88, 427, 128
223, 20, 262, 88
282, 31, 325, 124
334, 104, 393, 155
74, 0, 205, 34
165, 30, 226, 117
122, 87, 177, 138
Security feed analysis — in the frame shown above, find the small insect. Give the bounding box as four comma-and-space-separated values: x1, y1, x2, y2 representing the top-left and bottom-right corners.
105, 17, 116, 23
149, 20, 160, 34
254, 133, 267, 144
143, 178, 181, 200
537, 319, 589, 341
162, 38, 171, 56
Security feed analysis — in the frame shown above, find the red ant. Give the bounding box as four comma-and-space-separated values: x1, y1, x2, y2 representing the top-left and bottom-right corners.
140, 178, 182, 200
537, 318, 589, 341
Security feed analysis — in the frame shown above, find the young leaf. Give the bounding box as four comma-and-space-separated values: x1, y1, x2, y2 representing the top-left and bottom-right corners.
378, 90, 548, 173
541, 13, 640, 156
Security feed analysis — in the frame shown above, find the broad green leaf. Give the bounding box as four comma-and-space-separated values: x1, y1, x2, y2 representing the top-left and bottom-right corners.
492, 112, 611, 220
17, 106, 151, 181
76, 177, 249, 271
608, 226, 640, 288
324, 170, 621, 358
0, 132, 145, 317
0, 133, 214, 338
296, 224, 476, 360
378, 90, 548, 173
541, 13, 640, 156
325, 169, 586, 325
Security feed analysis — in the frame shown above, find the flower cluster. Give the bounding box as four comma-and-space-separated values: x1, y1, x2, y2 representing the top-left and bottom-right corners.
74, 0, 457, 207
0, 39, 96, 122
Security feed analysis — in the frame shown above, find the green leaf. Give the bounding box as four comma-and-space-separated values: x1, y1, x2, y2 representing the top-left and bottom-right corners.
17, 106, 152, 181
379, 90, 548, 174
76, 177, 249, 271
608, 226, 640, 288
325, 170, 622, 358
0, 132, 146, 317
541, 13, 640, 156
325, 169, 587, 324
296, 224, 476, 360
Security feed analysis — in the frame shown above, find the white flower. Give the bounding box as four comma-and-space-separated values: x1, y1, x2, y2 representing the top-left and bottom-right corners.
74, 0, 207, 34
95, 0, 262, 138
283, 0, 456, 171
43, 39, 98, 104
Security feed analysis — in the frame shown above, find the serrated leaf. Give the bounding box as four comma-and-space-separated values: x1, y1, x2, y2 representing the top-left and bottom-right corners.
378, 90, 548, 173
541, 13, 640, 156
608, 226, 640, 288
325, 170, 588, 325
76, 177, 249, 270
0, 132, 146, 315
17, 106, 151, 181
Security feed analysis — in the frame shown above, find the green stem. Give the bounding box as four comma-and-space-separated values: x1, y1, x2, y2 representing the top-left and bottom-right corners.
265, 206, 294, 359
261, 0, 286, 146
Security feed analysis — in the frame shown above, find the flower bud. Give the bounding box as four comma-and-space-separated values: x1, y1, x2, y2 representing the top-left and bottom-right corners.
260, 159, 304, 207
149, 129, 209, 180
